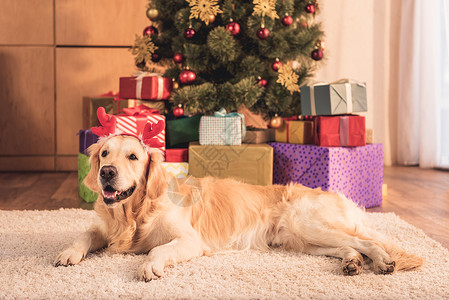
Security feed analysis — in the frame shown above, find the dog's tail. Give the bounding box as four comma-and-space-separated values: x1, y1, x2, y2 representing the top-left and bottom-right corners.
383, 243, 424, 272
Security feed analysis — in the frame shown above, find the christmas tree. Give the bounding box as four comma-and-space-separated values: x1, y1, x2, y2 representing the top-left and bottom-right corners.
131, 0, 325, 121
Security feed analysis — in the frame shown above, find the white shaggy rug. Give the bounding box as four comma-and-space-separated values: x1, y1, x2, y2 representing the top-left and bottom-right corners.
1, 209, 448, 299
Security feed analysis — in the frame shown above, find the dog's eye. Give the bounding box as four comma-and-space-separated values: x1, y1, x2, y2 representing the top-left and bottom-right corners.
101, 150, 108, 157
129, 154, 138, 160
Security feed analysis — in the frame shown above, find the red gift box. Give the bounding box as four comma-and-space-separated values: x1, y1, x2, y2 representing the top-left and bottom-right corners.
119, 74, 173, 100
116, 105, 166, 153
314, 115, 365, 147
165, 149, 188, 162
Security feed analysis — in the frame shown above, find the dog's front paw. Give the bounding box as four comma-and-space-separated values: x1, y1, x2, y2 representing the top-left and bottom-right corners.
54, 248, 85, 267
138, 261, 165, 282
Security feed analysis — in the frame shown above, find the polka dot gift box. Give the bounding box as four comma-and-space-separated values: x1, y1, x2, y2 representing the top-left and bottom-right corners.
269, 143, 384, 208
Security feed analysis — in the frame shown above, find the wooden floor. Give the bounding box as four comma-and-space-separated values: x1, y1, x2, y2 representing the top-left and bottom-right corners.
0, 166, 448, 248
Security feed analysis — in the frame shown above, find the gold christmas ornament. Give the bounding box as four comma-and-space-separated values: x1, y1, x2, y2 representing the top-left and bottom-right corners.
173, 82, 180, 89
146, 8, 159, 20
270, 114, 283, 128
277, 64, 300, 94
252, 0, 279, 20
209, 14, 216, 24
317, 40, 326, 50
186, 0, 223, 25
130, 34, 157, 65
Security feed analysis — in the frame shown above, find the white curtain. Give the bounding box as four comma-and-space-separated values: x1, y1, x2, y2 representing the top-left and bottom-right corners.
397, 0, 449, 168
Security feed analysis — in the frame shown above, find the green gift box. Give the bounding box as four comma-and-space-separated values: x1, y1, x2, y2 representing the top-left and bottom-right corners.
300, 79, 367, 116
166, 115, 202, 147
78, 153, 98, 203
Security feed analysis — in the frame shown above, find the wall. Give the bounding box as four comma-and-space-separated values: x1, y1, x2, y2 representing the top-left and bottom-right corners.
0, 0, 148, 171
316, 0, 402, 165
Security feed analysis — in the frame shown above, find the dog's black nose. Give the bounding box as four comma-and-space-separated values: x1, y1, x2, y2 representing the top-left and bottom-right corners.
100, 166, 117, 181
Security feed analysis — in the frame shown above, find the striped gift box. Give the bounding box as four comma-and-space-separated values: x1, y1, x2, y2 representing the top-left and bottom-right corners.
162, 162, 188, 178
116, 114, 166, 153
199, 115, 243, 145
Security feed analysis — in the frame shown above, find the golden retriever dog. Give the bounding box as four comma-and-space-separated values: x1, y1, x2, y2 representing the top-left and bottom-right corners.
55, 135, 423, 281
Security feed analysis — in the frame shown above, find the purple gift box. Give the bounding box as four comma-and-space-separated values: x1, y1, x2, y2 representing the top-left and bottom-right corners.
78, 129, 99, 155
269, 142, 384, 208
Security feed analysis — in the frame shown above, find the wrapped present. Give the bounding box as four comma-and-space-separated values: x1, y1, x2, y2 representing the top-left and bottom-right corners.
83, 92, 129, 129
78, 153, 98, 203
189, 142, 273, 185
166, 115, 201, 148
300, 79, 367, 116
243, 128, 275, 144
127, 99, 166, 114
269, 143, 384, 208
78, 129, 99, 155
115, 104, 166, 153
162, 162, 189, 178
314, 115, 365, 147
366, 128, 374, 144
199, 108, 246, 146
119, 72, 172, 100
166, 148, 188, 162
275, 120, 314, 144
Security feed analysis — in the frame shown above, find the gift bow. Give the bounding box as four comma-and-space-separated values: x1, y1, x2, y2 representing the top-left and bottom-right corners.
307, 78, 366, 115
122, 104, 160, 116
132, 71, 164, 99
214, 108, 246, 144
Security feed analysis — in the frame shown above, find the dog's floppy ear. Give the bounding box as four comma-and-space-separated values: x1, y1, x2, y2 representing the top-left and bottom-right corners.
83, 141, 103, 192
146, 151, 168, 200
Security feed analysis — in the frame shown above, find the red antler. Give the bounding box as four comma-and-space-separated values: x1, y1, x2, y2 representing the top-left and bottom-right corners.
91, 107, 117, 137
142, 120, 165, 148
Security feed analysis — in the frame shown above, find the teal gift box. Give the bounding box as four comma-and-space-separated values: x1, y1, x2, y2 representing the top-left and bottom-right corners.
300, 79, 367, 116
199, 108, 246, 145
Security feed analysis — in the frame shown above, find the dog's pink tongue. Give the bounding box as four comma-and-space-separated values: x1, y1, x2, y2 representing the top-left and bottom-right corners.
103, 190, 116, 199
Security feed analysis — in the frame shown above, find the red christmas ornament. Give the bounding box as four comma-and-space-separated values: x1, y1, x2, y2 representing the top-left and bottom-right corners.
281, 15, 293, 26
143, 25, 158, 36
226, 21, 241, 36
311, 49, 323, 61
256, 27, 270, 40
271, 59, 282, 72
179, 69, 196, 84
173, 104, 184, 117
305, 3, 316, 14
184, 28, 195, 39
151, 53, 161, 62
173, 53, 184, 63
258, 77, 267, 87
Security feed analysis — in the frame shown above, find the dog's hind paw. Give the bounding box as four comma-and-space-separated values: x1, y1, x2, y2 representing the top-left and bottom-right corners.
54, 248, 85, 267
138, 261, 165, 282
342, 258, 363, 276
375, 260, 396, 275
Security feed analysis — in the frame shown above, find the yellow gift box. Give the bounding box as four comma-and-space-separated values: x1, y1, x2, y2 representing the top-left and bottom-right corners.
188, 142, 273, 185
275, 120, 314, 144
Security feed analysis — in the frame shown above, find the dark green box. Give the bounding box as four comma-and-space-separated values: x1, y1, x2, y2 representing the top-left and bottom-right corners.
78, 153, 98, 203
166, 115, 201, 147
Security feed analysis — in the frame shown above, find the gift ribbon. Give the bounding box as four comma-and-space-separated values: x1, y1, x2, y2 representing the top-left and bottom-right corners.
282, 116, 298, 143
214, 108, 246, 144
339, 116, 350, 146
132, 71, 163, 99
307, 79, 365, 115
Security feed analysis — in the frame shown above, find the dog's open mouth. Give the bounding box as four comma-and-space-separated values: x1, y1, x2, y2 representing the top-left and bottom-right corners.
102, 185, 136, 205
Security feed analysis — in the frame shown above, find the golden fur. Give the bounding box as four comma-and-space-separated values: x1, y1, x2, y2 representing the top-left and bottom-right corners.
55, 135, 424, 280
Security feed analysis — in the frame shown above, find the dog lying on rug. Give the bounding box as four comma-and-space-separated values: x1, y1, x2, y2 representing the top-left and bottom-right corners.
55, 111, 423, 281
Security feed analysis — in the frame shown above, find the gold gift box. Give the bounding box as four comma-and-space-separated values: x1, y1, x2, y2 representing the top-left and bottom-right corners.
188, 142, 273, 185
275, 120, 314, 144
243, 128, 275, 144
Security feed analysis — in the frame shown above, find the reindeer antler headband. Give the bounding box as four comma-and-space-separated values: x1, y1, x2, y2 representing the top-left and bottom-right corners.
91, 107, 165, 149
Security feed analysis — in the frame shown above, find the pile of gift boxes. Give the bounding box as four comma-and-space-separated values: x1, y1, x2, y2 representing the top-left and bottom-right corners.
77, 74, 383, 208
